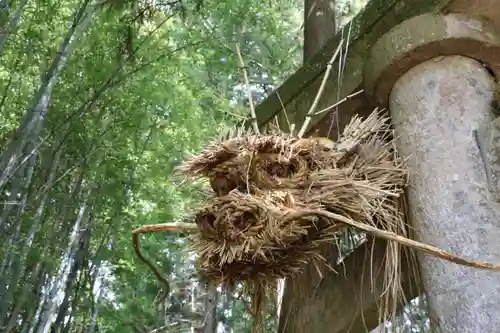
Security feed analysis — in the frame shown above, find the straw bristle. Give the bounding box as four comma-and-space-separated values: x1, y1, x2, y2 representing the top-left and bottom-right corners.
179, 108, 409, 331
191, 190, 329, 286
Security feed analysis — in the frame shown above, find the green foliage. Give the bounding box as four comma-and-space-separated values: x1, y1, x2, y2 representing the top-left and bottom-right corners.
0, 0, 303, 332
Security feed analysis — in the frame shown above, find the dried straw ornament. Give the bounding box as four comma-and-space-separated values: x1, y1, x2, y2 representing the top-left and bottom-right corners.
132, 42, 500, 332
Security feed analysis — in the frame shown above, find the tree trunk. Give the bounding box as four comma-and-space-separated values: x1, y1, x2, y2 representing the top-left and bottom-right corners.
202, 286, 218, 333
27, 276, 48, 333
87, 275, 104, 333
0, 144, 63, 322
3, 263, 42, 331
36, 193, 91, 333
20, 265, 46, 333
0, 0, 27, 57
50, 228, 91, 333
0, 0, 93, 189
303, 0, 336, 62
277, 1, 338, 331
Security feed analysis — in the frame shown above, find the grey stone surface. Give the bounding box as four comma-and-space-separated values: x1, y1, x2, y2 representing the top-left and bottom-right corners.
389, 55, 500, 333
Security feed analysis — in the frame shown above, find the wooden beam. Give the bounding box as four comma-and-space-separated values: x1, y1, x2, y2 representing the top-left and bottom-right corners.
278, 240, 421, 333
255, 0, 454, 137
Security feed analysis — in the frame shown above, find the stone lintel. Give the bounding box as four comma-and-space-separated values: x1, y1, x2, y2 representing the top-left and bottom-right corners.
364, 13, 500, 108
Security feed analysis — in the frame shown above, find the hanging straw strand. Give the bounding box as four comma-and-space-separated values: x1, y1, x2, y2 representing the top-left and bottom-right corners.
282, 209, 500, 272
236, 43, 260, 135
297, 39, 344, 138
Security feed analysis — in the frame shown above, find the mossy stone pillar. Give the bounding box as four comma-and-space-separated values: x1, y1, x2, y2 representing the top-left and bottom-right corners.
364, 13, 500, 333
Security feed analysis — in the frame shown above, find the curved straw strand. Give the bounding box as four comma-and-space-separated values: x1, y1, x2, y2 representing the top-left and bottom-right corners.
132, 222, 199, 300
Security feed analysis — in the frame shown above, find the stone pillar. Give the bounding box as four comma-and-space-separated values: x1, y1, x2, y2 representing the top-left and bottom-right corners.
364, 13, 500, 333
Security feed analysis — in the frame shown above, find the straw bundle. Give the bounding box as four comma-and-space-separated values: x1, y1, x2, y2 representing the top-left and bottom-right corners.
179, 129, 340, 189
178, 109, 407, 328
191, 190, 331, 287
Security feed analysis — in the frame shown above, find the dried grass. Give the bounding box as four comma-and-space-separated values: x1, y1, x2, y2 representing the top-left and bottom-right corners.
178, 109, 409, 331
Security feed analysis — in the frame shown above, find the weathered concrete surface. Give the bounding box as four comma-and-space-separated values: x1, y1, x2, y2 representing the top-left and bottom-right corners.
364, 13, 500, 108
390, 55, 500, 333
